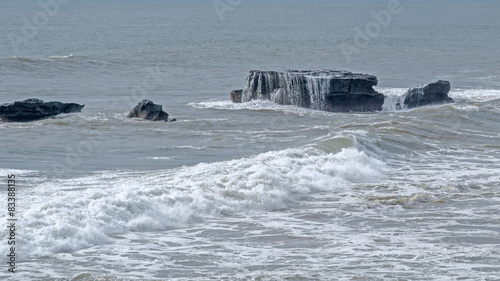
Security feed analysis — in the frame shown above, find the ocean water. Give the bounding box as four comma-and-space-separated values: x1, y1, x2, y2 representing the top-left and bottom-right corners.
1, 1, 500, 280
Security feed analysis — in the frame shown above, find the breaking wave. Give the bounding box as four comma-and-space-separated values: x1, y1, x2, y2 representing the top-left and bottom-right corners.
0, 145, 386, 261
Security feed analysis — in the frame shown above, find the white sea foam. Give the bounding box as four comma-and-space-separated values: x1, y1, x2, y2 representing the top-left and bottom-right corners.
374, 87, 407, 97
378, 87, 500, 112
381, 92, 406, 112
48, 54, 75, 59
0, 168, 37, 176
0, 146, 386, 261
191, 99, 296, 111
449, 88, 500, 102
173, 145, 211, 150
190, 99, 337, 117
194, 87, 500, 115
144, 156, 172, 160
194, 88, 500, 116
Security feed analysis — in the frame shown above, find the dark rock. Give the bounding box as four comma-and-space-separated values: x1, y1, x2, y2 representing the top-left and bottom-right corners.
325, 94, 386, 112
230, 90, 243, 103
0, 98, 84, 122
127, 100, 169, 121
237, 70, 385, 112
402, 80, 453, 108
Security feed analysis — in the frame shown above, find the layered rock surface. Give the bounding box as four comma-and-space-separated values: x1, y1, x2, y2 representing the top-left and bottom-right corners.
0, 98, 84, 122
402, 80, 453, 108
237, 70, 385, 112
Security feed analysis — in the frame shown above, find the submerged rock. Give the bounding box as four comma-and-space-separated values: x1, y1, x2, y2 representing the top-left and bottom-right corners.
127, 100, 169, 121
0, 98, 84, 122
235, 70, 385, 112
402, 80, 453, 108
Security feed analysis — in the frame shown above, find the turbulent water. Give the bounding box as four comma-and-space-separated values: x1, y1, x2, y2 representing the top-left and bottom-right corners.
1, 1, 500, 280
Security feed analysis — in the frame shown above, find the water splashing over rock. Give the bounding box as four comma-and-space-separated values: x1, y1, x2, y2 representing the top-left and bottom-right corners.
236, 70, 385, 112
231, 70, 454, 112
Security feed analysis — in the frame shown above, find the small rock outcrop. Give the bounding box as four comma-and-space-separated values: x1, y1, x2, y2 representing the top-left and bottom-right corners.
402, 80, 453, 108
233, 70, 385, 112
127, 100, 169, 121
230, 90, 243, 103
0, 98, 84, 122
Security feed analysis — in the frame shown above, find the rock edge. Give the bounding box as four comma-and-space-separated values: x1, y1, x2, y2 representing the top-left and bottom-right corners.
127, 100, 170, 121
0, 98, 84, 122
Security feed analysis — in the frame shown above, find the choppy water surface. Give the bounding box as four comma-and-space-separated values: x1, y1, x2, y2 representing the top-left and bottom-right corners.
1, 1, 499, 280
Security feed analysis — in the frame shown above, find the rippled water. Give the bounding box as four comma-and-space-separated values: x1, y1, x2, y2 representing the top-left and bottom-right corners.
1, 1, 500, 280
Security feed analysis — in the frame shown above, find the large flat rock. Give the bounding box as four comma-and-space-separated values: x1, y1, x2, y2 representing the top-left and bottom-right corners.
236, 70, 385, 112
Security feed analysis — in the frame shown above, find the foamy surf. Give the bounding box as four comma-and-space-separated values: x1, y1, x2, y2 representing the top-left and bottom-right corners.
48, 54, 76, 59
191, 99, 348, 117
195, 87, 499, 114
0, 169, 37, 176
191, 99, 307, 112
0, 146, 386, 262
450, 88, 500, 102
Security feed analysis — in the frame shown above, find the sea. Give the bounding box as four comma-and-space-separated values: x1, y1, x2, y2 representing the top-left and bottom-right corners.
1, 0, 500, 280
